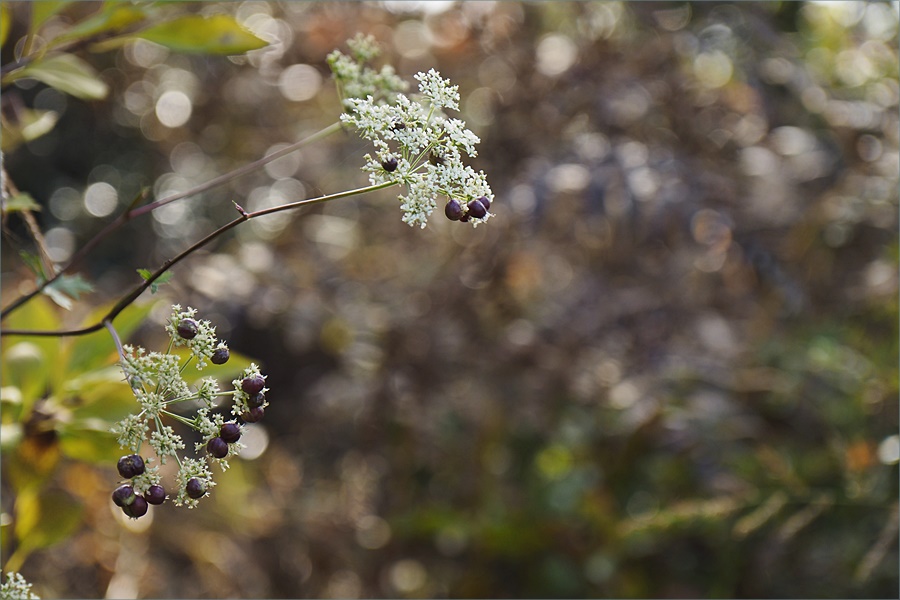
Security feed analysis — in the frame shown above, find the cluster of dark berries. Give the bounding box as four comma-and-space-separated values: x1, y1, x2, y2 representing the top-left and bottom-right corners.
240, 373, 267, 423
206, 421, 242, 459
112, 454, 165, 519
445, 196, 491, 223
177, 317, 230, 365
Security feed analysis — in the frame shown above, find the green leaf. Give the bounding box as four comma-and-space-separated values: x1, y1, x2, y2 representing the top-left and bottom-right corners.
30, 1, 75, 34
4, 193, 43, 214
65, 300, 155, 376
1, 294, 60, 408
43, 274, 94, 310
1, 4, 11, 48
18, 250, 47, 279
48, 2, 148, 50
98, 14, 268, 55
137, 268, 173, 294
14, 488, 83, 553
12, 53, 108, 100
58, 421, 124, 464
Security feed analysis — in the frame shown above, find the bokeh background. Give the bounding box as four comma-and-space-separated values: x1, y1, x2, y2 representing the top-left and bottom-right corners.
2, 1, 898, 598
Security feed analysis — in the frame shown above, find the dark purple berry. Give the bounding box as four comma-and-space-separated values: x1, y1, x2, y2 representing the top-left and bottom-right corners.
112, 484, 136, 507
466, 198, 487, 219
186, 477, 206, 499
382, 156, 398, 172
460, 213, 470, 222
242, 406, 265, 423
207, 437, 229, 459
445, 199, 463, 221
247, 391, 266, 408
220, 422, 241, 444
242, 374, 265, 395
122, 495, 148, 519
211, 346, 230, 365
476, 196, 491, 210
177, 318, 199, 340
145, 484, 166, 505
117, 454, 145, 479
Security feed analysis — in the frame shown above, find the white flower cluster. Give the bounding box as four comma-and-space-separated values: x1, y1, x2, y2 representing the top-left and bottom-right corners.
330, 37, 494, 228
112, 305, 263, 508
326, 33, 407, 104
0, 572, 39, 600
165, 305, 227, 369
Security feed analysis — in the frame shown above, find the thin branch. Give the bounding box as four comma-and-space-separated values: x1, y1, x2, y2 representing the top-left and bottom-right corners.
0, 121, 345, 318
1, 180, 399, 338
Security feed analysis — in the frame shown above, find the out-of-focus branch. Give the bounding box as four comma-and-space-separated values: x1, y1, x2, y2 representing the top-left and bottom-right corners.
1, 180, 399, 338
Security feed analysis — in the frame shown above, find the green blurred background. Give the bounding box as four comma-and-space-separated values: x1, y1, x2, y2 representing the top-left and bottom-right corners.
1, 1, 898, 598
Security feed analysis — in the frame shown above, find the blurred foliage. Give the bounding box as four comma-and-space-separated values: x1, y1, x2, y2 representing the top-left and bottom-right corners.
1, 1, 898, 598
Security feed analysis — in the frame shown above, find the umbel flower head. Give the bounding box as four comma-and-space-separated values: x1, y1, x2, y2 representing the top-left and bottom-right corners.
111, 305, 267, 515
330, 36, 495, 229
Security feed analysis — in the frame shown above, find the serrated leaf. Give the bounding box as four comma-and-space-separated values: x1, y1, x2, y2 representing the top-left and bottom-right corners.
48, 2, 148, 50
43, 273, 94, 310
96, 14, 268, 55
137, 268, 173, 294
18, 250, 47, 279
4, 193, 43, 214
12, 53, 108, 100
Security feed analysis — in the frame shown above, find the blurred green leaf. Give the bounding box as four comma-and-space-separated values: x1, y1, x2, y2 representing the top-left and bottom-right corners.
63, 368, 136, 423
3, 193, 43, 214
95, 14, 268, 55
49, 2, 148, 49
65, 301, 155, 376
1, 295, 61, 406
10, 53, 108, 100
58, 421, 123, 464
14, 487, 83, 553
43, 273, 94, 310
1, 4, 11, 49
29, 1, 75, 34
0, 342, 48, 407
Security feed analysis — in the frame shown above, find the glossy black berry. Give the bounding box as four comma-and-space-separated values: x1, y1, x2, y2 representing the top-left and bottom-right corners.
476, 196, 491, 211
177, 318, 199, 340
247, 391, 266, 408
467, 198, 487, 219
220, 422, 241, 444
122, 495, 148, 519
112, 484, 136, 507
117, 454, 145, 479
207, 437, 229, 459
382, 156, 398, 172
145, 484, 166, 505
445, 199, 463, 221
186, 477, 206, 499
242, 406, 265, 423
242, 374, 265, 395
211, 346, 230, 365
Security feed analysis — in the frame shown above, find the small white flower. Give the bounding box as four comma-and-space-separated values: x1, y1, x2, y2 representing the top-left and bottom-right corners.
1, 572, 39, 600
415, 68, 460, 111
